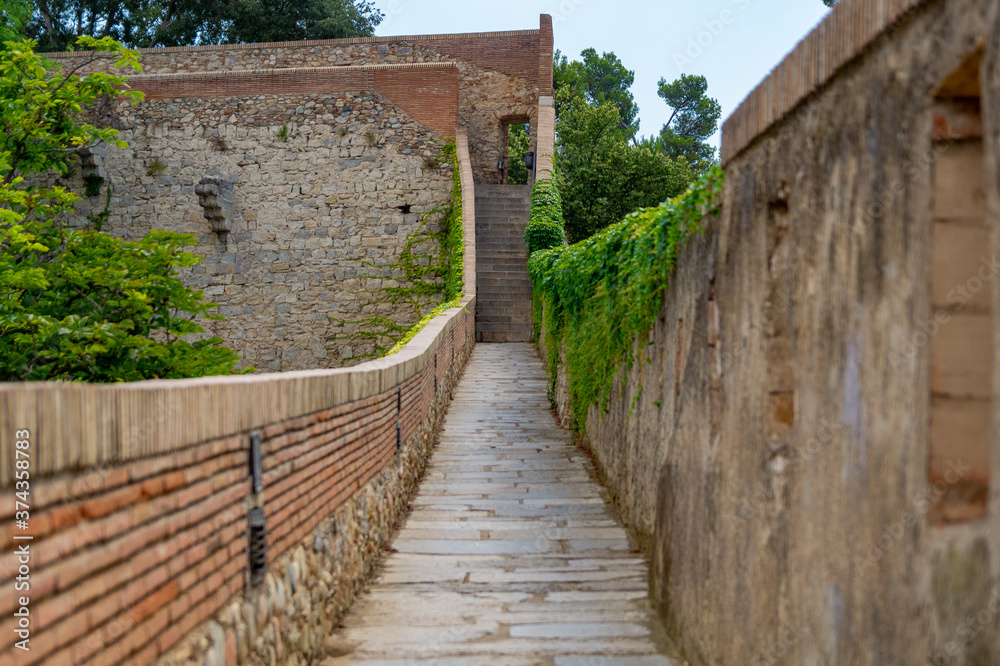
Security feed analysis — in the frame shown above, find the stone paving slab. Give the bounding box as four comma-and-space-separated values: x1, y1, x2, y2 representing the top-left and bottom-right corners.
326, 344, 679, 666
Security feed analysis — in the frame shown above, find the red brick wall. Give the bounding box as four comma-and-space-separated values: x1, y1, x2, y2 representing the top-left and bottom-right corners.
0, 305, 474, 665
538, 15, 554, 97
130, 64, 459, 138
374, 67, 460, 139
49, 27, 546, 88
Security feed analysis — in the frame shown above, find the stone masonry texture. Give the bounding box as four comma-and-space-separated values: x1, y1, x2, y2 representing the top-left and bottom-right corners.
53, 21, 553, 186
70, 87, 455, 370
0, 298, 476, 666
540, 0, 1000, 664
54, 20, 553, 370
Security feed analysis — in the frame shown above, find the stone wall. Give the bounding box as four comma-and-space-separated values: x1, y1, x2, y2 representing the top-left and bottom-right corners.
52, 17, 554, 185
0, 127, 479, 666
540, 0, 1000, 664
68, 75, 456, 371
0, 247, 476, 666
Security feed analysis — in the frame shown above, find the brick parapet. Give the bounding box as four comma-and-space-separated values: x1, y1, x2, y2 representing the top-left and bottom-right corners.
721, 0, 930, 164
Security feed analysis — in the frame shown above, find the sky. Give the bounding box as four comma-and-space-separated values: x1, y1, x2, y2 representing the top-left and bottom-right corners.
374, 0, 831, 146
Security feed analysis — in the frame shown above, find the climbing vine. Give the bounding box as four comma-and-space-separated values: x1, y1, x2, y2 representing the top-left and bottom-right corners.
528, 166, 724, 432
523, 177, 566, 257
332, 139, 464, 360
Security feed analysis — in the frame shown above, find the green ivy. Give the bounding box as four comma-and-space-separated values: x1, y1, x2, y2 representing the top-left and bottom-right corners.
332, 139, 464, 360
524, 178, 566, 256
528, 166, 723, 432
384, 295, 464, 356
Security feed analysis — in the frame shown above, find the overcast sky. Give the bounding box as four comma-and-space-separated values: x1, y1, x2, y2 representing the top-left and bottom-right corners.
374, 0, 831, 145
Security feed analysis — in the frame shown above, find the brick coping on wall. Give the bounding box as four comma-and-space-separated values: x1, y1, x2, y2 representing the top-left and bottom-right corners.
720, 0, 931, 165
124, 61, 459, 81
43, 28, 542, 57
0, 128, 477, 485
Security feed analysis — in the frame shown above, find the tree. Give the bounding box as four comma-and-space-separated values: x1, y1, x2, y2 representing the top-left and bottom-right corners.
0, 0, 32, 42
554, 48, 639, 140
506, 123, 529, 185
555, 89, 690, 243
26, 0, 384, 51
656, 73, 721, 173
823, 0, 838, 6
0, 36, 246, 381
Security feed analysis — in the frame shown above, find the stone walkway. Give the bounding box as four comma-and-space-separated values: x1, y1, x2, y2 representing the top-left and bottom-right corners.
327, 343, 677, 666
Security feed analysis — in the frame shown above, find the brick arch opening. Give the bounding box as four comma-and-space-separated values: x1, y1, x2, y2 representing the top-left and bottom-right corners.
496, 108, 538, 185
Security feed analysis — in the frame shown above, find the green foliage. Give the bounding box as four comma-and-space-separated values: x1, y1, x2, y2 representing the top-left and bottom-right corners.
384, 296, 463, 356
82, 172, 103, 197
556, 89, 691, 243
146, 158, 167, 176
0, 36, 246, 381
525, 221, 564, 258
506, 123, 529, 186
824, 0, 838, 5
528, 167, 724, 432
0, 0, 31, 42
523, 178, 565, 256
27, 0, 383, 51
554, 48, 639, 138
332, 140, 464, 360
1, 230, 246, 381
276, 125, 290, 143
86, 181, 111, 230
656, 74, 722, 172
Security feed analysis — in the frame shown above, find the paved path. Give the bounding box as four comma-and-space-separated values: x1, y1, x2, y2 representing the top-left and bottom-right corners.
327, 344, 676, 666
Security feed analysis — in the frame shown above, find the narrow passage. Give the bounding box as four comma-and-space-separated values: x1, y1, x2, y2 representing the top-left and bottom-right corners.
327, 343, 676, 665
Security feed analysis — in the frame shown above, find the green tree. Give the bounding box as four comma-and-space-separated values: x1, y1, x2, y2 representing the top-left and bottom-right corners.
823, 0, 838, 6
27, 0, 383, 50
655, 74, 721, 173
554, 48, 639, 139
556, 90, 690, 243
0, 0, 32, 42
506, 123, 529, 185
0, 37, 246, 381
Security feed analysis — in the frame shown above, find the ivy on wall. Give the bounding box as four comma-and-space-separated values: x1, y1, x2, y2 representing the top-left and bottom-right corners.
523, 178, 566, 257
333, 139, 464, 360
528, 166, 724, 431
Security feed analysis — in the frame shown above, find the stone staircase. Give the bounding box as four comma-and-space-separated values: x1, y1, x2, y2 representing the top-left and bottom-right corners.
475, 184, 533, 342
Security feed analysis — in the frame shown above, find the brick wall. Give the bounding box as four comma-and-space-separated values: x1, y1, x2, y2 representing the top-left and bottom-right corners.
52, 16, 553, 184
721, 0, 930, 164
0, 131, 479, 666
129, 64, 459, 138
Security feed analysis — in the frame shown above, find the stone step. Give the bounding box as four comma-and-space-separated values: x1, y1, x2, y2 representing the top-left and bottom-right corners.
478, 329, 533, 343
478, 256, 528, 264
476, 184, 531, 196
475, 324, 535, 337
476, 316, 534, 326
475, 208, 530, 215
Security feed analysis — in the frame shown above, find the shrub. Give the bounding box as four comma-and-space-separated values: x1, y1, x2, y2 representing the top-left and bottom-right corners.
524, 178, 565, 256
528, 166, 724, 431
0, 36, 247, 381
524, 220, 564, 256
